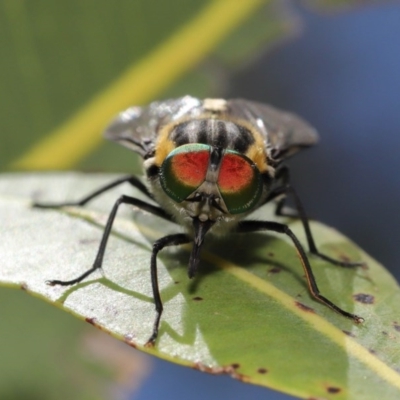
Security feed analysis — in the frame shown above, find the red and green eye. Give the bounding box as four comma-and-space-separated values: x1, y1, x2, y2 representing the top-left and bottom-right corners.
160, 144, 262, 214
160, 144, 210, 202
217, 151, 262, 214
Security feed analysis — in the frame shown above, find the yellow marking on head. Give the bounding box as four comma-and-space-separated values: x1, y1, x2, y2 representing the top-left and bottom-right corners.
229, 117, 270, 174
246, 142, 269, 174
154, 122, 177, 166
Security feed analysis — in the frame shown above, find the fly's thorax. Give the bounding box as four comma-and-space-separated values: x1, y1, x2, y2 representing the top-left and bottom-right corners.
154, 116, 273, 176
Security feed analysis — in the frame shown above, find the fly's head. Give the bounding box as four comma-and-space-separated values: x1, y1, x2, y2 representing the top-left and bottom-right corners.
145, 141, 269, 237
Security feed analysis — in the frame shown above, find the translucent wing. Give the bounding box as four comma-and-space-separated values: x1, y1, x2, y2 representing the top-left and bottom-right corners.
226, 99, 319, 161
104, 96, 202, 158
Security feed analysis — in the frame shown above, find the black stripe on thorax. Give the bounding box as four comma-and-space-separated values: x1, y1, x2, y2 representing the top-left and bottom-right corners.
215, 120, 228, 149
170, 119, 255, 153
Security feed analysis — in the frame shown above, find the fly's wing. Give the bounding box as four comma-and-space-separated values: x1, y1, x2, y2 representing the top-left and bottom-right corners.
226, 99, 319, 162
104, 96, 202, 158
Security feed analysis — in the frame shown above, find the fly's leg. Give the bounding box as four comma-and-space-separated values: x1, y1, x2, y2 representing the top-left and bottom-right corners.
237, 220, 364, 323
47, 195, 173, 287
33, 175, 154, 208
36, 176, 182, 346
266, 166, 363, 268
146, 234, 191, 347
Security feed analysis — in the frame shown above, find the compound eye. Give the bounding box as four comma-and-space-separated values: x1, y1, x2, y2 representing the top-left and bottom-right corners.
160, 143, 211, 202
217, 151, 262, 214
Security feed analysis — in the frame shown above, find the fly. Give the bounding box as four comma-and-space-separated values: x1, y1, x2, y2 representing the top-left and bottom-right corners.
34, 96, 364, 346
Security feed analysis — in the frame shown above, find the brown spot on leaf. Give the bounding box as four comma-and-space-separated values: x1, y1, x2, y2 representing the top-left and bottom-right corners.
124, 334, 137, 348
361, 263, 368, 270
369, 349, 377, 355
382, 331, 388, 336
338, 254, 351, 263
295, 301, 315, 313
327, 386, 341, 394
174, 281, 180, 284
85, 317, 97, 326
268, 267, 281, 274
231, 363, 240, 369
193, 362, 247, 381
393, 322, 400, 332
353, 293, 374, 304
268, 252, 275, 257
193, 296, 203, 301
257, 368, 268, 374
20, 282, 28, 291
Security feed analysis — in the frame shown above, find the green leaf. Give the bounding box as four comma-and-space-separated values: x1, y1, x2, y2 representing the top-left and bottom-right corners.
2, 173, 400, 399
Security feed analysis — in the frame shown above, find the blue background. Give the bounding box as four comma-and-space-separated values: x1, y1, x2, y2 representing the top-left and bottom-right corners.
133, 3, 400, 399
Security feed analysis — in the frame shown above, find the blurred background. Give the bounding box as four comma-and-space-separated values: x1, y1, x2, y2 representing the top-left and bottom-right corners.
1, 0, 399, 399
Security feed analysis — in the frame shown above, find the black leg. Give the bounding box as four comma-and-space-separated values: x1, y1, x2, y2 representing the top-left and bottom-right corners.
33, 175, 153, 208
36, 176, 173, 223
43, 187, 189, 346
146, 233, 191, 346
265, 167, 363, 268
284, 185, 364, 267
237, 220, 364, 324
47, 194, 174, 287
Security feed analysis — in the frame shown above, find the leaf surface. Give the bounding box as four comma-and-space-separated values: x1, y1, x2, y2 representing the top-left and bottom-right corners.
1, 173, 400, 399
